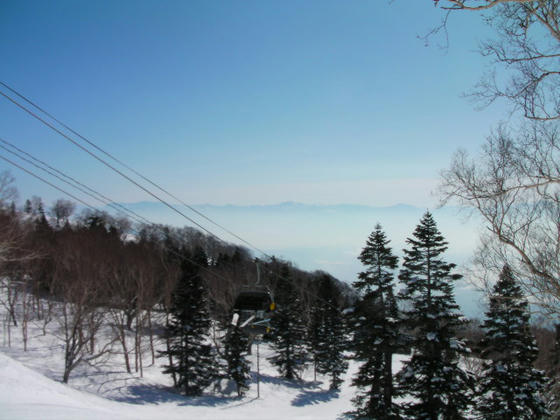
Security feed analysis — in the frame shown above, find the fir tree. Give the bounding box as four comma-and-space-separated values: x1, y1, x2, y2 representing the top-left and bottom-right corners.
23, 199, 32, 214
310, 275, 348, 390
224, 324, 250, 397
546, 324, 560, 418
477, 265, 547, 419
307, 293, 323, 383
269, 268, 308, 380
160, 247, 216, 396
395, 212, 472, 419
349, 224, 400, 419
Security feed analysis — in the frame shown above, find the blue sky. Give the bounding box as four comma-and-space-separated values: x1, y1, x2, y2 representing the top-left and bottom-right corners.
1, 1, 507, 208
1, 1, 504, 315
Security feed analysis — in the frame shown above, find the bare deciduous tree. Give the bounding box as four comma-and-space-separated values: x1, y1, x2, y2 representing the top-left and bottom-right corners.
49, 199, 75, 228
52, 227, 115, 383
434, 0, 560, 121
0, 210, 38, 336
440, 123, 560, 314
0, 170, 17, 208
430, 1, 560, 316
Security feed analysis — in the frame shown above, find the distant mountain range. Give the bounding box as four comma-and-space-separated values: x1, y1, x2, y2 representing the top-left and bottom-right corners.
105, 200, 484, 317
118, 200, 422, 215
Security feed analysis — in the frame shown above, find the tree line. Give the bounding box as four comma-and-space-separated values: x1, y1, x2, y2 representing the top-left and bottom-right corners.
1, 176, 559, 417
0, 180, 352, 395
348, 213, 559, 419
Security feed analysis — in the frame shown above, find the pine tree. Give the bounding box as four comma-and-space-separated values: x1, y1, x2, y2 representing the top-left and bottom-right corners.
349, 224, 400, 419
311, 275, 348, 390
477, 265, 547, 419
269, 268, 308, 380
224, 324, 250, 397
395, 212, 472, 419
160, 247, 216, 396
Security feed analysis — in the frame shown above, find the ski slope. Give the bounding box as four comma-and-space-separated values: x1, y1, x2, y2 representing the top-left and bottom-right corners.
0, 312, 408, 420
0, 344, 409, 420
0, 287, 410, 420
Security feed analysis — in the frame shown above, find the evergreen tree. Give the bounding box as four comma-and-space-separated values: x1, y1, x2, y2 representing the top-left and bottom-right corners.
477, 265, 547, 419
269, 268, 308, 380
160, 247, 216, 396
546, 324, 560, 418
310, 275, 348, 390
395, 212, 472, 419
23, 199, 31, 214
224, 324, 250, 397
307, 293, 323, 383
349, 224, 400, 419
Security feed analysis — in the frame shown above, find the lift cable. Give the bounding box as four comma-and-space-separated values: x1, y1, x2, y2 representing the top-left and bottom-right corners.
0, 88, 224, 242
0, 151, 235, 286
0, 83, 340, 310
0, 137, 150, 226
0, 81, 272, 259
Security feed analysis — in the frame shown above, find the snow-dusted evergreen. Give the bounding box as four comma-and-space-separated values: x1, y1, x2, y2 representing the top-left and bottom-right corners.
308, 275, 348, 390
349, 224, 400, 419
159, 247, 216, 396
395, 212, 472, 419
477, 265, 547, 419
269, 268, 308, 380
546, 325, 560, 418
224, 324, 250, 397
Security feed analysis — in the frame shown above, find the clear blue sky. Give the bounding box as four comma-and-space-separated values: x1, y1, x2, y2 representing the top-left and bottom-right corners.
1, 0, 506, 208
1, 1, 502, 315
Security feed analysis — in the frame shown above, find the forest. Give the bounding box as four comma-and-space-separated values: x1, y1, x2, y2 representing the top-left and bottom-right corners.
0, 177, 558, 419
3, 1, 560, 416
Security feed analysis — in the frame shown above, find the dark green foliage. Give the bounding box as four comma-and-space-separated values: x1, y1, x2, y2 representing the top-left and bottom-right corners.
269, 268, 308, 380
546, 325, 560, 418
396, 212, 472, 419
160, 247, 216, 396
478, 265, 547, 419
309, 275, 348, 390
224, 325, 250, 397
349, 224, 400, 419
23, 199, 31, 214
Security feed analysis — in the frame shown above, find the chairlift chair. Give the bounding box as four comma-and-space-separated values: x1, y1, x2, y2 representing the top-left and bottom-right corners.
232, 285, 275, 336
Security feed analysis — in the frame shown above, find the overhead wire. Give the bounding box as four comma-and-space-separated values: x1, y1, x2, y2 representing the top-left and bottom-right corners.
0, 153, 98, 212
0, 88, 224, 241
0, 137, 150, 226
0, 82, 340, 309
0, 80, 272, 258
0, 148, 236, 286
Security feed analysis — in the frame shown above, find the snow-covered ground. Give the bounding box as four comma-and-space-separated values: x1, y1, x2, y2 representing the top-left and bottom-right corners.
0, 298, 407, 420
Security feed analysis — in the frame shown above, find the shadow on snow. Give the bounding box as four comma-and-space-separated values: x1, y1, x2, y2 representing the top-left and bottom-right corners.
291, 388, 340, 407
109, 383, 236, 407
253, 372, 315, 389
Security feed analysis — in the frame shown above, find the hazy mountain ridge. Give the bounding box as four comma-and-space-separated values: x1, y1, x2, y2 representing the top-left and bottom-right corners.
119, 200, 421, 214
106, 200, 483, 317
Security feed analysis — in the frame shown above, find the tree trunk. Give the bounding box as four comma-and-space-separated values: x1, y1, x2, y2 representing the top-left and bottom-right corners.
165, 312, 177, 387
119, 324, 131, 374
383, 349, 393, 411
147, 309, 155, 366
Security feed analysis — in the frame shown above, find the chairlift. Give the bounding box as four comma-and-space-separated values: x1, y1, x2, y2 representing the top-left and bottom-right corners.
231, 264, 275, 336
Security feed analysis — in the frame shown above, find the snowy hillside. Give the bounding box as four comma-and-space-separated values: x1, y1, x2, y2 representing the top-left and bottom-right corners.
0, 297, 407, 420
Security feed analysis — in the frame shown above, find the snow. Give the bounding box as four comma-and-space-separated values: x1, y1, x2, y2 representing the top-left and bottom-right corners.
426, 332, 438, 341
0, 295, 409, 419
0, 352, 131, 420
